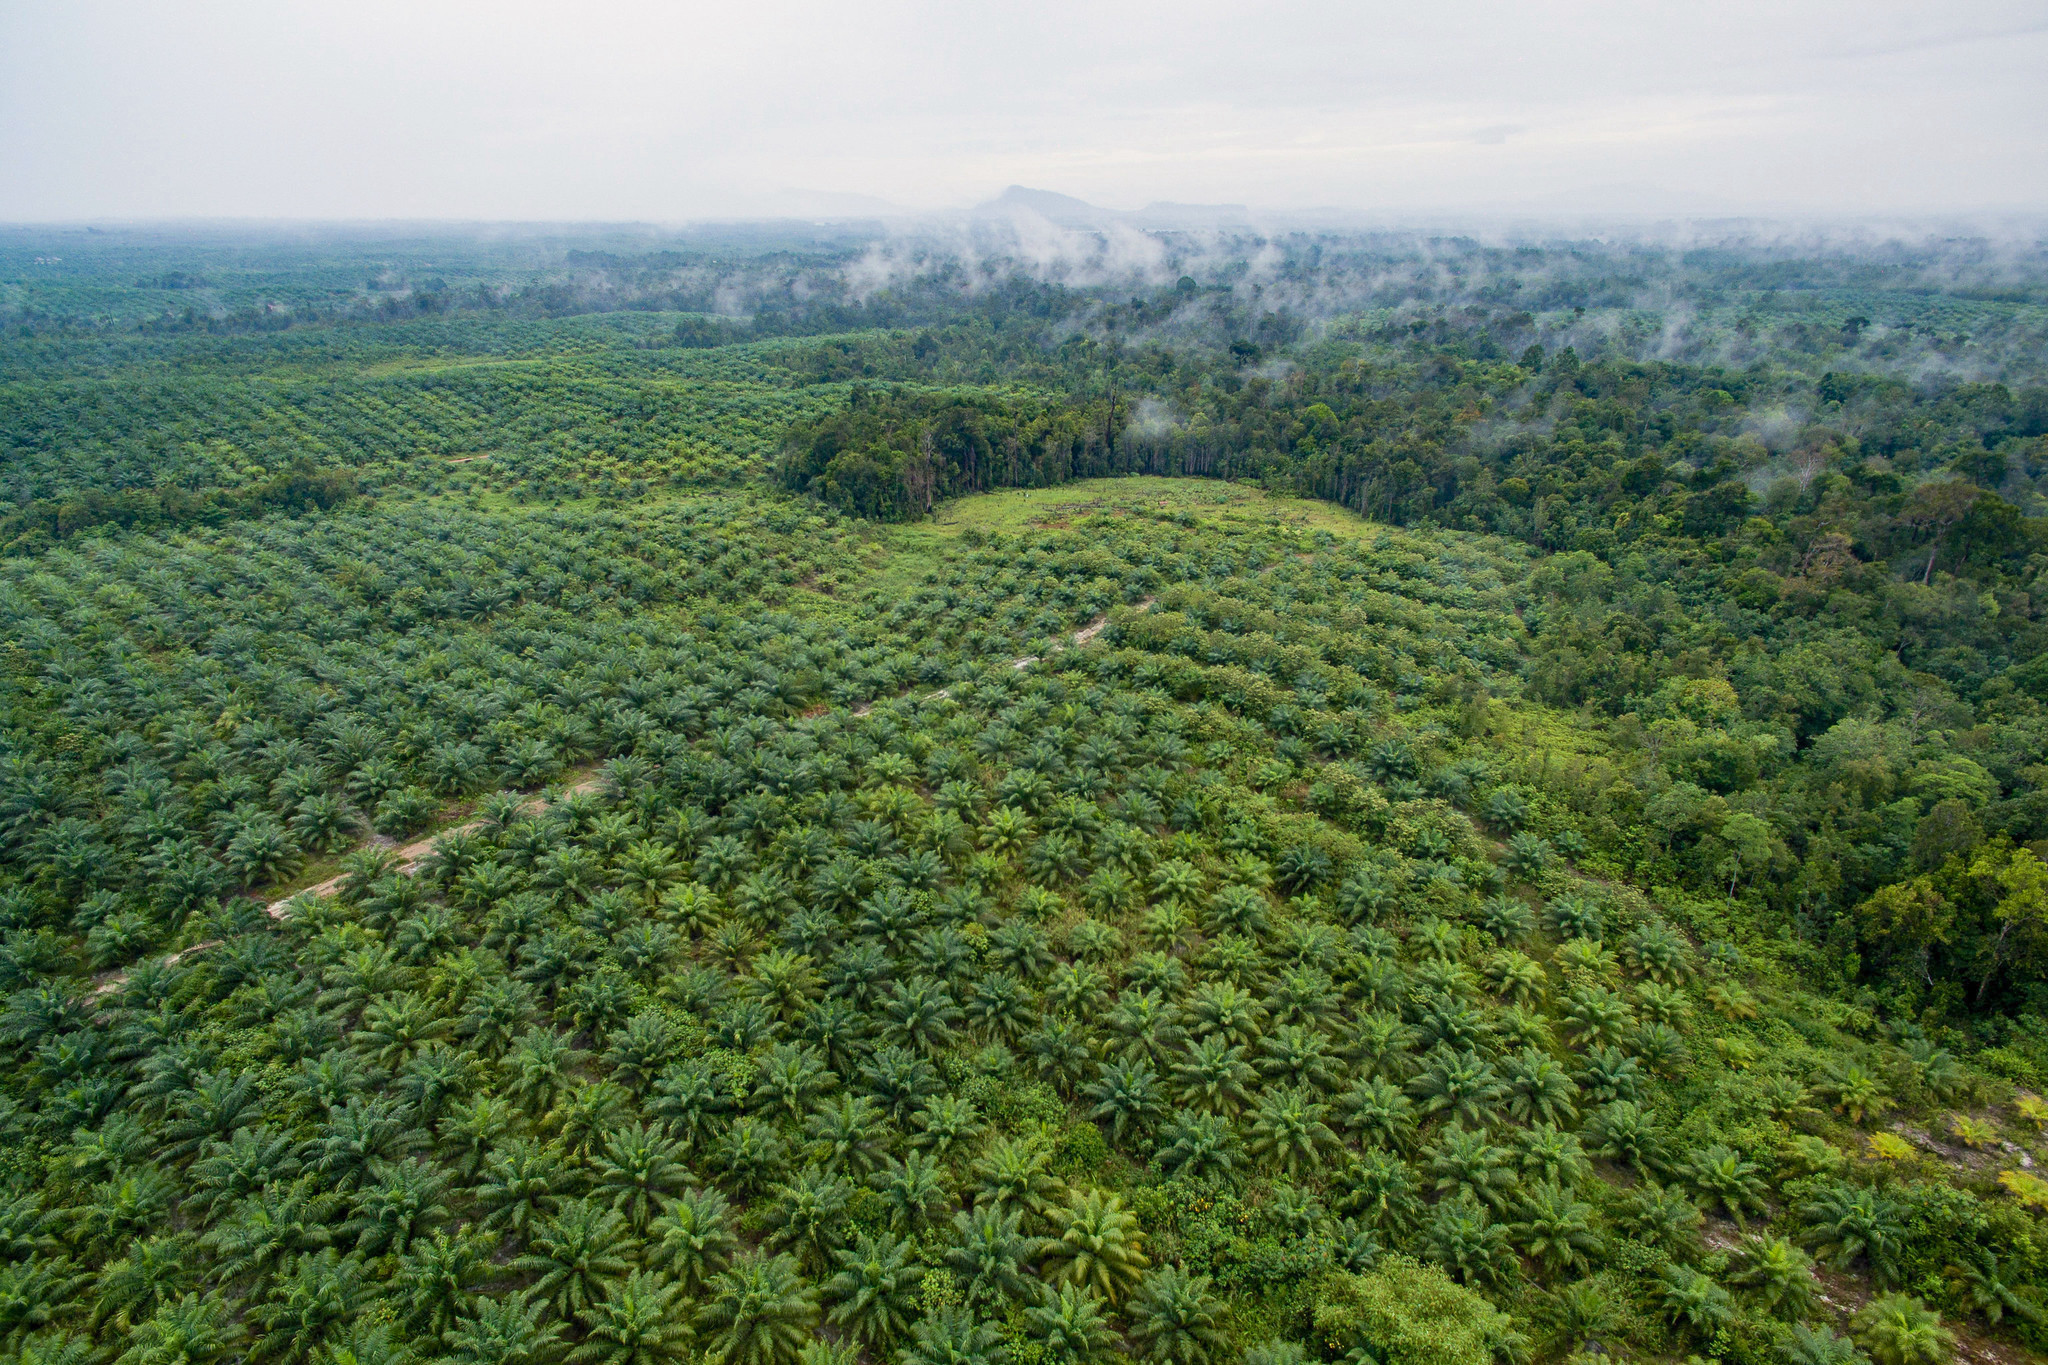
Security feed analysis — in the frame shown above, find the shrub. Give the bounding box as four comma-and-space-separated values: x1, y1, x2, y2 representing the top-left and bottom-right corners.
1312, 1257, 1526, 1365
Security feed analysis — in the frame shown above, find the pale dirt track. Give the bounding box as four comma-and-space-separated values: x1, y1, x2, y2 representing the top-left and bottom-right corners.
90, 599, 1156, 998
88, 777, 602, 998
853, 597, 1151, 717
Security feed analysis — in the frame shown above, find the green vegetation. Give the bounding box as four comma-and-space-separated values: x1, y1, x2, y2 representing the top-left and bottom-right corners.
0, 225, 2046, 1365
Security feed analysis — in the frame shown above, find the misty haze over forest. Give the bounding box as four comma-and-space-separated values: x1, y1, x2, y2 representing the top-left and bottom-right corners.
10, 196, 2045, 387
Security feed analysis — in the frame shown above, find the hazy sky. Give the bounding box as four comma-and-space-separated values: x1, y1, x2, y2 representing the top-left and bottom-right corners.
3, 0, 2045, 221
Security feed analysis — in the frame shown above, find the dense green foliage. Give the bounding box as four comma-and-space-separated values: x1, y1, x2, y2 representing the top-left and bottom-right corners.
1, 225, 2046, 1365
775, 390, 1122, 522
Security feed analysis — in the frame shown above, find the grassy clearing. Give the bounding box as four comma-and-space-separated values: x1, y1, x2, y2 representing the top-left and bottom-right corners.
830, 478, 1375, 602
784, 474, 1538, 637
922, 475, 1376, 538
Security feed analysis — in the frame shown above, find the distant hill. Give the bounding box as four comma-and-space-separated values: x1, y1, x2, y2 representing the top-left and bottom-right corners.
971, 185, 1115, 226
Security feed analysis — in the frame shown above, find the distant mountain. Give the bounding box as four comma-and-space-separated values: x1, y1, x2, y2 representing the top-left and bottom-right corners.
970, 186, 1115, 226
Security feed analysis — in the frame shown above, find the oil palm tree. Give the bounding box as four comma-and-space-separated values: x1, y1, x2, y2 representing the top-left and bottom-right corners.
475, 1137, 569, 1242
1584, 1100, 1669, 1177
897, 1306, 1006, 1365
862, 1045, 942, 1123
1423, 1194, 1519, 1288
351, 991, 453, 1070
570, 1272, 692, 1365
946, 1205, 1046, 1308
591, 1121, 690, 1233
1679, 1144, 1770, 1228
1947, 1247, 2042, 1326
763, 1167, 852, 1277
0, 1255, 84, 1346
1817, 1063, 1893, 1125
1728, 1235, 1815, 1320
696, 1252, 817, 1365
1851, 1295, 1952, 1365
797, 997, 871, 1076
1043, 1190, 1148, 1304
1480, 951, 1544, 1005
1257, 1023, 1337, 1092
911, 1094, 986, 1159
1407, 1046, 1507, 1126
645, 1187, 738, 1294
1152, 1115, 1239, 1183
1782, 1324, 1869, 1365
503, 1029, 591, 1117
1127, 1266, 1226, 1365
884, 978, 963, 1055
1084, 1060, 1166, 1145
92, 1234, 196, 1334
200, 1181, 337, 1286
966, 971, 1035, 1042
711, 1117, 790, 1197
1658, 1265, 1733, 1341
1509, 1123, 1590, 1187
1022, 1018, 1093, 1097
1800, 1183, 1907, 1290
1509, 1182, 1600, 1277
648, 1060, 730, 1153
161, 1071, 265, 1163
823, 1231, 924, 1350
344, 1157, 452, 1257
972, 1136, 1064, 1230
882, 1150, 954, 1234
1426, 1125, 1517, 1212
116, 1295, 244, 1365
185, 1126, 300, 1220
1502, 1050, 1579, 1126
1617, 1182, 1701, 1259
441, 1290, 563, 1365
803, 1093, 889, 1178
1171, 1038, 1256, 1116
1028, 1283, 1117, 1365
515, 1198, 636, 1321
1624, 921, 1693, 984
602, 1015, 677, 1095
615, 841, 682, 906
1247, 1086, 1339, 1178
392, 1231, 490, 1341
1563, 987, 1635, 1047
1105, 990, 1185, 1065
1187, 982, 1266, 1050
1577, 1046, 1646, 1104
749, 950, 823, 1021
1045, 963, 1111, 1020
438, 1093, 521, 1180
1334, 1077, 1415, 1151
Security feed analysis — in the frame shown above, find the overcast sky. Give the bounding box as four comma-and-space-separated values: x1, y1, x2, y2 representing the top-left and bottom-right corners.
3, 0, 2045, 222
